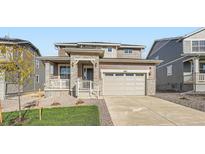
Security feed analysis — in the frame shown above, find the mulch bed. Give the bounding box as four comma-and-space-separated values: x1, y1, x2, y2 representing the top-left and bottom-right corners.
155, 92, 205, 112
82, 99, 114, 126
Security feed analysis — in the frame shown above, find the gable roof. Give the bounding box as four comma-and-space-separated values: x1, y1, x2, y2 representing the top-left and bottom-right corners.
147, 28, 205, 58
0, 37, 41, 56
55, 41, 145, 49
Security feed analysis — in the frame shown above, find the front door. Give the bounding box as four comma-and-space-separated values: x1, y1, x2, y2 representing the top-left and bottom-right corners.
83, 67, 93, 81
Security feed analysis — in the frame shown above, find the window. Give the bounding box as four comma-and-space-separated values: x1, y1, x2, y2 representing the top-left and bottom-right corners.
115, 73, 124, 76
36, 59, 40, 68
126, 73, 134, 76
60, 66, 70, 79
36, 75, 39, 83
108, 48, 113, 52
192, 40, 205, 52
124, 49, 132, 54
135, 73, 144, 76
167, 65, 172, 76
105, 73, 114, 76
200, 63, 205, 73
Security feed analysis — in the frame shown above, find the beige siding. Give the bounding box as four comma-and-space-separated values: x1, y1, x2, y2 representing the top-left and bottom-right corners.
187, 30, 205, 39
103, 48, 117, 58
117, 49, 141, 58
58, 49, 67, 56
183, 40, 192, 53
183, 29, 205, 53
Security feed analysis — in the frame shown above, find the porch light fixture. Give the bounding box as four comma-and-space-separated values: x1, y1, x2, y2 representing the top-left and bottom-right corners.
149, 67, 151, 76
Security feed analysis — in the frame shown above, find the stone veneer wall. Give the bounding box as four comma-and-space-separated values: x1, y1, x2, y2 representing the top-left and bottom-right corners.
146, 79, 156, 95
70, 54, 100, 96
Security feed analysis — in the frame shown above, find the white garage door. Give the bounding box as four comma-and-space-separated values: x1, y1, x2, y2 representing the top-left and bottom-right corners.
103, 73, 146, 96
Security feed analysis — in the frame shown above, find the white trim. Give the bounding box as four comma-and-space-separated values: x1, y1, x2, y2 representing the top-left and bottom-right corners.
36, 75, 40, 83
83, 65, 93, 80
101, 69, 149, 79
166, 65, 173, 76
36, 59, 40, 69
157, 56, 186, 69
44, 88, 70, 91
58, 64, 70, 79
184, 38, 205, 41
183, 57, 194, 62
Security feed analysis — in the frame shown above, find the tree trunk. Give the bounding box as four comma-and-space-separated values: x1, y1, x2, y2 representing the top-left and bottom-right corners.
17, 83, 22, 120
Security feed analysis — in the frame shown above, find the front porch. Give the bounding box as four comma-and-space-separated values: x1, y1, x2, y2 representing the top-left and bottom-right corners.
183, 57, 205, 91
42, 56, 100, 98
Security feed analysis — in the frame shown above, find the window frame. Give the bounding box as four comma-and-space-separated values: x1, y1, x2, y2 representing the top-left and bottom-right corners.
199, 62, 205, 73
124, 49, 133, 54
192, 40, 205, 52
58, 64, 70, 79
167, 65, 173, 76
36, 75, 39, 83
107, 47, 113, 52
36, 59, 40, 68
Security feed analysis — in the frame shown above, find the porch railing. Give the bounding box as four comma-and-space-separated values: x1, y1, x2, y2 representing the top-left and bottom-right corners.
46, 79, 69, 89
196, 73, 205, 82
183, 73, 193, 83
76, 79, 99, 97
184, 73, 205, 83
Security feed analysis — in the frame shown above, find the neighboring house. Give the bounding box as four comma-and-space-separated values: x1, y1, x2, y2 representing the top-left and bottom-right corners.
147, 28, 205, 92
0, 37, 44, 100
39, 42, 160, 98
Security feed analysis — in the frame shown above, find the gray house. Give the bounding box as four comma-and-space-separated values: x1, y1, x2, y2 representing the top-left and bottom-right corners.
147, 28, 205, 92
0, 37, 45, 100
39, 42, 161, 98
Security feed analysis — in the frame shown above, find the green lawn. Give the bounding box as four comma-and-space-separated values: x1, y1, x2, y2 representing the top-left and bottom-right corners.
1, 105, 100, 126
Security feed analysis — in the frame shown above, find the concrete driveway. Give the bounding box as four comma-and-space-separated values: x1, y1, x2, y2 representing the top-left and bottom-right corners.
104, 96, 205, 126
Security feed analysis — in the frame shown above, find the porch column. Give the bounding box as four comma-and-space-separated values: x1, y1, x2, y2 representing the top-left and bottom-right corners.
193, 57, 199, 89
45, 62, 50, 88
91, 57, 100, 95
70, 57, 78, 96
193, 57, 199, 73
91, 57, 100, 83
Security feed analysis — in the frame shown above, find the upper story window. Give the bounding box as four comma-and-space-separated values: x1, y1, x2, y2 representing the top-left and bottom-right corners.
124, 49, 132, 54
108, 48, 113, 52
36, 59, 40, 68
192, 40, 205, 52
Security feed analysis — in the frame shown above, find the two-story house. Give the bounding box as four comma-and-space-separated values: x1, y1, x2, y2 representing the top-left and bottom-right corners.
147, 28, 205, 92
0, 37, 45, 100
39, 42, 161, 98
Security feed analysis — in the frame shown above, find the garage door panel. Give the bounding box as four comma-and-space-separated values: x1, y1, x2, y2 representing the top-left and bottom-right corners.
103, 73, 145, 96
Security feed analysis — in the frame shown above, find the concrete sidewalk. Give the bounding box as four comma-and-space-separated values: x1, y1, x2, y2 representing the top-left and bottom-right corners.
104, 96, 205, 126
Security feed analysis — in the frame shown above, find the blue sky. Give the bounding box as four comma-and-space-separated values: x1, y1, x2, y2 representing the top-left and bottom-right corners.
0, 27, 198, 58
